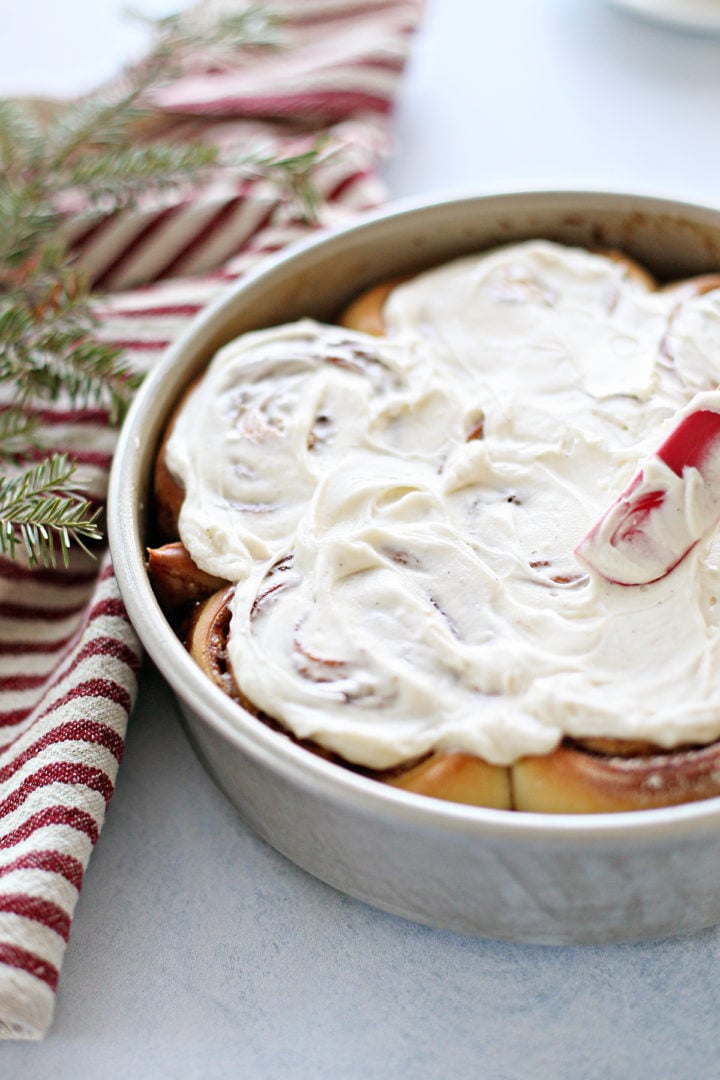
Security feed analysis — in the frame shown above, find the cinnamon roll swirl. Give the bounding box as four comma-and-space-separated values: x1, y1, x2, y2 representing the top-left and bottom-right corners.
148, 241, 720, 813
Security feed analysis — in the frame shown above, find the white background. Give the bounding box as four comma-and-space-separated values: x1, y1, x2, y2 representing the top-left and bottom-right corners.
3, 1, 720, 1075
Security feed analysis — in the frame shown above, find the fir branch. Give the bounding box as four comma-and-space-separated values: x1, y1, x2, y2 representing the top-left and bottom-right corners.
5, 336, 140, 426
236, 138, 333, 222
66, 143, 219, 209
0, 287, 141, 424
0, 410, 39, 460
46, 89, 152, 173
48, 4, 282, 174
0, 182, 59, 271
0, 3, 315, 568
0, 455, 102, 568
0, 100, 46, 175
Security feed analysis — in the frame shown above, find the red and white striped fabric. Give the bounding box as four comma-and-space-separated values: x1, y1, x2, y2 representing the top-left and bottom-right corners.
0, 0, 422, 1038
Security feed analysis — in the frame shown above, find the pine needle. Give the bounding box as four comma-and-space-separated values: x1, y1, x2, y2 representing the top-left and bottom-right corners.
0, 410, 39, 460
0, 3, 329, 568
0, 288, 142, 424
66, 144, 220, 209
0, 455, 102, 568
235, 137, 333, 222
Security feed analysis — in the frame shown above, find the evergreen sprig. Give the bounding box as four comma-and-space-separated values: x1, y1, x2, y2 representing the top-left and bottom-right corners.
242, 139, 333, 222
0, 3, 327, 569
0, 273, 141, 424
0, 455, 103, 568
130, 5, 282, 65
0, 410, 39, 459
66, 144, 220, 209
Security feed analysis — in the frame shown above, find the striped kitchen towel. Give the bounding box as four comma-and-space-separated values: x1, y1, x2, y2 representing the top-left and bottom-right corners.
0, 0, 422, 1038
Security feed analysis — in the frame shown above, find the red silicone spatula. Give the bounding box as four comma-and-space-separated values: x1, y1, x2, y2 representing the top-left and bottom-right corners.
575, 393, 720, 586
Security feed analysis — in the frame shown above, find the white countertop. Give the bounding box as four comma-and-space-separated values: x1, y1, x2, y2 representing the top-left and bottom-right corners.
4, 0, 720, 1074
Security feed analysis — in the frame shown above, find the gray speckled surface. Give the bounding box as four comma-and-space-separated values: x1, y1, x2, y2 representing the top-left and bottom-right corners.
4, 0, 720, 1073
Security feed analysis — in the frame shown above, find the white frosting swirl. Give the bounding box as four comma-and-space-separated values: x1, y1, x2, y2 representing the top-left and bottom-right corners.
166, 241, 720, 769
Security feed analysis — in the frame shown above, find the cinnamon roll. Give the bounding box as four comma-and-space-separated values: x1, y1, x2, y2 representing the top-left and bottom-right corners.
148, 241, 720, 813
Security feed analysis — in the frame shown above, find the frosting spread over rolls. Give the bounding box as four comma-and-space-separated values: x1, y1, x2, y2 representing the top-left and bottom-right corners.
165, 240, 720, 769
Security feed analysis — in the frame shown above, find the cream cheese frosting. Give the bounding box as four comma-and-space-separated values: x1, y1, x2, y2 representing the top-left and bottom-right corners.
165, 240, 720, 769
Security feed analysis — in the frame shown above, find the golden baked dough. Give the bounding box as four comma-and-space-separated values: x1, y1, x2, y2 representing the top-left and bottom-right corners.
337, 278, 405, 336
512, 741, 720, 814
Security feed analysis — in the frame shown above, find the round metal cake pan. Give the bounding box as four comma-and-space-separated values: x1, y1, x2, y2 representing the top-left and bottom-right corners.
109, 189, 720, 944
